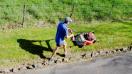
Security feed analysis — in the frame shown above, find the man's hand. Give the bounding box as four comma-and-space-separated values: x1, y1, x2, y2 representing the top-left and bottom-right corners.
68, 28, 73, 34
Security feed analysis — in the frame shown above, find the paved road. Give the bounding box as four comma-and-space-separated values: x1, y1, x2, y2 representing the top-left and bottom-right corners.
12, 52, 132, 74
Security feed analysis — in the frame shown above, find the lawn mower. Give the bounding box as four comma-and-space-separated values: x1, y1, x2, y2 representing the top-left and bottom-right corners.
71, 32, 96, 48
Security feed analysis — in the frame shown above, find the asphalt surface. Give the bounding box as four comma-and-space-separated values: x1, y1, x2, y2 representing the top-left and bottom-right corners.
11, 52, 132, 74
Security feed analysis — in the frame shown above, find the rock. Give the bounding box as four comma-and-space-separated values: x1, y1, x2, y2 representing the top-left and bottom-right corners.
86, 52, 92, 57
127, 46, 132, 51
68, 57, 72, 61
54, 58, 62, 63
18, 68, 21, 71
130, 45, 132, 50
57, 58, 62, 63
31, 63, 43, 69
43, 62, 48, 65
99, 51, 107, 55
68, 57, 77, 62
81, 52, 91, 59
115, 49, 120, 52
111, 50, 116, 54
10, 68, 14, 72
97, 51, 101, 55
91, 52, 99, 57
35, 63, 43, 68
0, 69, 4, 73
123, 48, 127, 52
0, 70, 2, 73
10, 68, 18, 72
48, 59, 55, 65
62, 58, 69, 62
19, 66, 27, 70
81, 53, 87, 58
32, 64, 35, 68
91, 52, 94, 57
0, 71, 3, 73
119, 48, 124, 52
54, 60, 58, 63
26, 65, 33, 69
4, 68, 10, 73
105, 51, 110, 55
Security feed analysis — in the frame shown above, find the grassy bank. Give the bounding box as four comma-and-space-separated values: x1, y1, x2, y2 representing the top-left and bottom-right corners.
0, 21, 132, 68
0, 0, 131, 25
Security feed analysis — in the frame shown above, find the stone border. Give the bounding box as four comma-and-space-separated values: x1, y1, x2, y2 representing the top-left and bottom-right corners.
0, 45, 132, 74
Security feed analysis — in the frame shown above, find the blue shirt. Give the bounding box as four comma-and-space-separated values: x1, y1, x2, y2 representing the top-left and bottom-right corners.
55, 22, 68, 45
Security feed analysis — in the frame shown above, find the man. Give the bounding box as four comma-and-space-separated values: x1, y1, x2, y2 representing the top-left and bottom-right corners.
50, 17, 74, 59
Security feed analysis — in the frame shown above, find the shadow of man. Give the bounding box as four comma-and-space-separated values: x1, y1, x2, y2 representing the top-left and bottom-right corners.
17, 39, 53, 59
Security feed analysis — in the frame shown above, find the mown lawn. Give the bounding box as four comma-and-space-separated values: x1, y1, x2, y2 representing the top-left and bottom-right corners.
0, 21, 132, 68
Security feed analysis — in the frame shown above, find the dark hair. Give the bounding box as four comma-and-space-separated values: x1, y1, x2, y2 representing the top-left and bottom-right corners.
64, 20, 68, 24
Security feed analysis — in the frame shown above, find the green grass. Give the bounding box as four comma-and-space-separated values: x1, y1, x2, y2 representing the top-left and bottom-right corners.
70, 22, 132, 52
0, 0, 131, 25
0, 21, 132, 68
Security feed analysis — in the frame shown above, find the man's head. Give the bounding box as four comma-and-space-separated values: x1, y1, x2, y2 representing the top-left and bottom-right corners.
64, 17, 72, 24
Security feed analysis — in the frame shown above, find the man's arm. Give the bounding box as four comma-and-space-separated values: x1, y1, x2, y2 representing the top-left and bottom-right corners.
63, 25, 74, 39
66, 28, 74, 39
66, 34, 74, 39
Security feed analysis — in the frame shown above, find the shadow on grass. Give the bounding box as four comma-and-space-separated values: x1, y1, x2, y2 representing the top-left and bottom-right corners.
56, 53, 65, 57
17, 39, 54, 59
